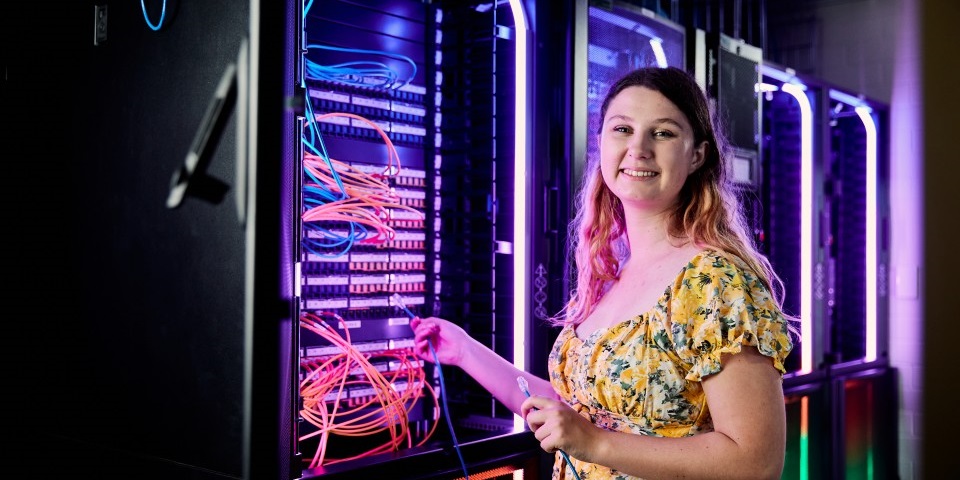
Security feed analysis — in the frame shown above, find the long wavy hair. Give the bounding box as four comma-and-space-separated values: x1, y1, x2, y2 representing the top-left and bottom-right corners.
554, 66, 795, 331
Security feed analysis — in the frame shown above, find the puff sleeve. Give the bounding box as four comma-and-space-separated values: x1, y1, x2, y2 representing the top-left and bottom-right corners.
670, 253, 794, 382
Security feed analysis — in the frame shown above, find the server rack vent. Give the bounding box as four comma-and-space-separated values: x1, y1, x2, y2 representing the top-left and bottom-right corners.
434, 0, 522, 429
828, 105, 869, 364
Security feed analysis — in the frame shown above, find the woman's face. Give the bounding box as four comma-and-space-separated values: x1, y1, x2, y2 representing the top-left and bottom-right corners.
599, 86, 706, 214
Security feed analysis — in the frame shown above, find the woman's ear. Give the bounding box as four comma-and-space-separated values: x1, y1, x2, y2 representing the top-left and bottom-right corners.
691, 141, 708, 170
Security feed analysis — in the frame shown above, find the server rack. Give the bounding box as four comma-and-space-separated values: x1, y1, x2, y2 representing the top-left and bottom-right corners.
759, 63, 825, 378
292, 1, 557, 478
823, 87, 890, 369
760, 65, 896, 479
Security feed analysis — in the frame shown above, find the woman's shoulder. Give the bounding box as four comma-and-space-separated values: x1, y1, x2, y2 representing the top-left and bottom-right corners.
679, 248, 752, 279
672, 248, 772, 300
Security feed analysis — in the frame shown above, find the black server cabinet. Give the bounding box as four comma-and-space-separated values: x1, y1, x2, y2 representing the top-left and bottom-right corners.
293, 1, 559, 478
3, 2, 296, 479
759, 64, 830, 378
757, 66, 896, 480
822, 88, 890, 369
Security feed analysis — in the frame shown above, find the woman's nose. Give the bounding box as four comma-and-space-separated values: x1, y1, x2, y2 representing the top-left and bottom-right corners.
627, 135, 651, 159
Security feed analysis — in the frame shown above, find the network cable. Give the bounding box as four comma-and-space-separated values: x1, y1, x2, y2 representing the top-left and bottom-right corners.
517, 377, 582, 480
140, 0, 167, 31
390, 293, 471, 480
304, 44, 417, 90
299, 311, 440, 468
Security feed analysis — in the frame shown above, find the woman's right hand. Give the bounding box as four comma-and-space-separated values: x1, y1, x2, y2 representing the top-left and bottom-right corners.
409, 316, 469, 367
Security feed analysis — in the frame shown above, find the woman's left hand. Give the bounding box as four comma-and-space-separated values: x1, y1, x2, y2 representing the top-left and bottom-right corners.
520, 395, 601, 462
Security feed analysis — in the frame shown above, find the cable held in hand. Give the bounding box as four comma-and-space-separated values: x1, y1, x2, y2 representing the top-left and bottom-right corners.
517, 377, 582, 480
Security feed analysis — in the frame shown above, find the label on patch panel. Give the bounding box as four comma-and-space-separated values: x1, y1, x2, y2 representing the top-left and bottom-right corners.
352, 118, 390, 131
390, 273, 426, 283
398, 83, 426, 95
303, 275, 349, 286
351, 253, 389, 263
390, 253, 425, 263
394, 189, 427, 199
352, 95, 391, 110
388, 360, 423, 373
336, 320, 361, 330
315, 113, 350, 125
350, 363, 388, 376
309, 90, 350, 103
305, 345, 342, 357
305, 298, 349, 309
324, 391, 347, 403
349, 274, 391, 285
389, 338, 416, 349
397, 168, 426, 179
388, 317, 411, 326
304, 253, 349, 262
391, 295, 425, 305
391, 101, 426, 117
350, 297, 389, 308
350, 387, 377, 398
354, 341, 389, 352
388, 210, 423, 220
393, 231, 426, 241
391, 123, 426, 136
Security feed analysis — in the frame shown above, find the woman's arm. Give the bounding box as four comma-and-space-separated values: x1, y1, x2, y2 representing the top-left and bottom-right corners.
522, 346, 787, 480
411, 316, 557, 414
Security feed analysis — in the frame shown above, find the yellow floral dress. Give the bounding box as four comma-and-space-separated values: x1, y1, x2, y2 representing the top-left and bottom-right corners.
548, 250, 794, 480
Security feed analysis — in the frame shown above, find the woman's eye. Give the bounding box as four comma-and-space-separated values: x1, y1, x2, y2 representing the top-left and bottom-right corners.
613, 125, 632, 134
653, 130, 675, 138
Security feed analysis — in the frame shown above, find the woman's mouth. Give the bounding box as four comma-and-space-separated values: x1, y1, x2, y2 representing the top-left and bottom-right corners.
622, 168, 658, 178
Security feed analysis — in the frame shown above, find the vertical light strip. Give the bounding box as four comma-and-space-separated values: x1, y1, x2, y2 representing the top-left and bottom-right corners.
800, 396, 810, 480
508, 0, 529, 431
856, 106, 878, 362
781, 82, 814, 374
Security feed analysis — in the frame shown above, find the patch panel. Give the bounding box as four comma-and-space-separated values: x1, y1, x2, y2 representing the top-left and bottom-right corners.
303, 294, 425, 311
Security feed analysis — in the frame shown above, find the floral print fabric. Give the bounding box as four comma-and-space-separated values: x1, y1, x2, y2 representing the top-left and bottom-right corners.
547, 250, 794, 479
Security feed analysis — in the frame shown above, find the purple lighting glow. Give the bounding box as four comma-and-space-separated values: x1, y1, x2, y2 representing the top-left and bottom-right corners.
855, 106, 879, 363
508, 0, 530, 432
780, 81, 814, 374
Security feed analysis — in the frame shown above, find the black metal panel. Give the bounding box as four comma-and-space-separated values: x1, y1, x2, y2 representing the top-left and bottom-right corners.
1, 1, 296, 478
782, 378, 832, 480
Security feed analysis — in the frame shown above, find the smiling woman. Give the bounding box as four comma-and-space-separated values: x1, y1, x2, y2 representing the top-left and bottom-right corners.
598, 85, 706, 213
410, 66, 798, 480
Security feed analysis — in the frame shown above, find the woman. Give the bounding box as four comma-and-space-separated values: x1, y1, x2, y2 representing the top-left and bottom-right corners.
411, 66, 796, 479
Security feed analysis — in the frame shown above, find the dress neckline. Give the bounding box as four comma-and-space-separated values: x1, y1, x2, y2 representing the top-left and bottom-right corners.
571, 248, 717, 342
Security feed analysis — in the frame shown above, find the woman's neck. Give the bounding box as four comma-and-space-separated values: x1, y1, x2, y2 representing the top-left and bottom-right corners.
623, 209, 678, 250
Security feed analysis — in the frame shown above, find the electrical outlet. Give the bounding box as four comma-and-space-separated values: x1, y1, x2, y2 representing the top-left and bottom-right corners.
94, 5, 107, 46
